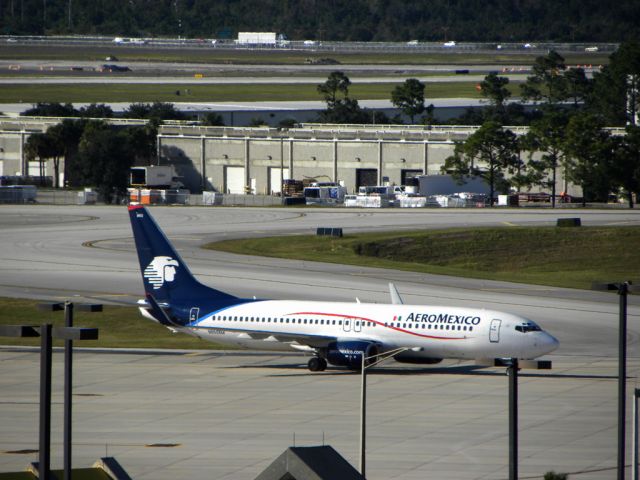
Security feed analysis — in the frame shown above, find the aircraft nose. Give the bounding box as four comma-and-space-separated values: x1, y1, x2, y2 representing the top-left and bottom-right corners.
540, 332, 559, 355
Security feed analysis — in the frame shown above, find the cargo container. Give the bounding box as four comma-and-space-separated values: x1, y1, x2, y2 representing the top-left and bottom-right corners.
129, 166, 183, 189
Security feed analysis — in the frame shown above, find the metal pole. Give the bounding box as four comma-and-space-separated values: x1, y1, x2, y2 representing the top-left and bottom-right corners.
359, 354, 367, 479
39, 324, 52, 480
280, 137, 284, 202
619, 282, 629, 480
634, 388, 640, 480
509, 358, 518, 480
64, 302, 73, 480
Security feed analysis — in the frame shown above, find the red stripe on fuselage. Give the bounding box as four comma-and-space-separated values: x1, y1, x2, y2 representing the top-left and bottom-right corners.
288, 311, 467, 341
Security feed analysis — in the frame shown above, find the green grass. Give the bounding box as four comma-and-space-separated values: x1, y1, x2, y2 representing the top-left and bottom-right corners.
0, 298, 231, 349
0, 80, 498, 103
204, 226, 640, 290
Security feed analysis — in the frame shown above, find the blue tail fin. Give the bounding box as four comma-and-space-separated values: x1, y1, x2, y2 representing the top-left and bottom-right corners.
128, 205, 237, 304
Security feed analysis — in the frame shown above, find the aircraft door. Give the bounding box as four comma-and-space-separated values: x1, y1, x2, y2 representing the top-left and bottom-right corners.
489, 319, 501, 343
189, 307, 200, 323
343, 318, 352, 332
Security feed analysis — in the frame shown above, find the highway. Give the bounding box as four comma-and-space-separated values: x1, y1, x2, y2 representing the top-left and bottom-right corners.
1, 205, 640, 479
0, 75, 523, 85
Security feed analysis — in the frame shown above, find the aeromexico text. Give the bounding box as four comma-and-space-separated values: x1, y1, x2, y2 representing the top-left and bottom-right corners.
404, 312, 482, 325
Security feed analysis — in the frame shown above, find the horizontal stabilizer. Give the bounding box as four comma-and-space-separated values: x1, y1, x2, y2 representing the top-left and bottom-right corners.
145, 293, 183, 327
389, 283, 404, 305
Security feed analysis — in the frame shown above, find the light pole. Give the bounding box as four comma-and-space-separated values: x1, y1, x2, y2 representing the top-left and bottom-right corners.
634, 388, 640, 480
490, 357, 552, 480
359, 346, 422, 479
593, 281, 637, 480
38, 302, 102, 480
0, 323, 98, 480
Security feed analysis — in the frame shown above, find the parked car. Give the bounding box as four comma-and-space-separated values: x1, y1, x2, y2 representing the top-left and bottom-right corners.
99, 64, 131, 72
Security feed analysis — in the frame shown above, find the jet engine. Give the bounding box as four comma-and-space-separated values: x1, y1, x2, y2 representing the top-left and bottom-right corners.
393, 350, 442, 364
326, 341, 379, 369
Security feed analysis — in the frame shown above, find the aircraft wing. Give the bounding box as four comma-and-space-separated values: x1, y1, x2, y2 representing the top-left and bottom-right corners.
188, 323, 338, 349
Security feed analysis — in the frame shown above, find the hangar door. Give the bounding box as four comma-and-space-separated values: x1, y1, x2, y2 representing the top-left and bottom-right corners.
401, 169, 423, 185
269, 167, 290, 195
225, 166, 245, 194
356, 169, 377, 189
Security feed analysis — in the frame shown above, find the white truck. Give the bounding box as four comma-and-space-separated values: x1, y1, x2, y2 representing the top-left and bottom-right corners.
303, 182, 347, 205
129, 166, 183, 189
236, 32, 289, 46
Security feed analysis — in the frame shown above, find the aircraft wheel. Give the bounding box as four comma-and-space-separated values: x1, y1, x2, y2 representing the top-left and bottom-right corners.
308, 357, 327, 372
318, 357, 327, 371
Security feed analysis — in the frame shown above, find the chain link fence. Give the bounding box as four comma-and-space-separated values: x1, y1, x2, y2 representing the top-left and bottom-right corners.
0, 189, 285, 207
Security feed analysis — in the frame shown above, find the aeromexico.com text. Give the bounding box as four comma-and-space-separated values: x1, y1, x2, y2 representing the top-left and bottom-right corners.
405, 313, 482, 325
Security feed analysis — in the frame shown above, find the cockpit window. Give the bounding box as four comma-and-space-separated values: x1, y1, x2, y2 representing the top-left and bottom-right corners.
515, 322, 542, 333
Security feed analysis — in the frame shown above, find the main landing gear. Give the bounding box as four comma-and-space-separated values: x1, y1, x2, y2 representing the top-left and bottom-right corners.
307, 357, 327, 372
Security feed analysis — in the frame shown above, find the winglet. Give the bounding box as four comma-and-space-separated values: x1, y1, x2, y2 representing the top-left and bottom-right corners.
389, 283, 404, 305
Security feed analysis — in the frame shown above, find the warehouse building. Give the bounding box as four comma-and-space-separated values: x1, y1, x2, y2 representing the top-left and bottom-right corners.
0, 117, 608, 199
158, 123, 531, 195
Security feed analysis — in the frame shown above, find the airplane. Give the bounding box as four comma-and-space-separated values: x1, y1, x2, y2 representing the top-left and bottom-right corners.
128, 204, 559, 372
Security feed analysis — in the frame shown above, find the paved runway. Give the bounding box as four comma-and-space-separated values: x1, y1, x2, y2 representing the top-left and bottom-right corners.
1, 205, 640, 479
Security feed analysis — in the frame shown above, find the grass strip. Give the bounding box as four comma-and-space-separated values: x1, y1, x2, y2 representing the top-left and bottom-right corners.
0, 81, 499, 104
204, 225, 640, 290
0, 298, 231, 349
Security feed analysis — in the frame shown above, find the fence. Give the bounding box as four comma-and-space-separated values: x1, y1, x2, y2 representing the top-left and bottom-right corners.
14, 189, 284, 207
2, 188, 635, 209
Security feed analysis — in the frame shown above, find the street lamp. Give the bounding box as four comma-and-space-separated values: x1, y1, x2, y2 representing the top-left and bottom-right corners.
38, 301, 102, 480
634, 388, 640, 480
0, 323, 98, 480
359, 346, 422, 479
592, 281, 638, 480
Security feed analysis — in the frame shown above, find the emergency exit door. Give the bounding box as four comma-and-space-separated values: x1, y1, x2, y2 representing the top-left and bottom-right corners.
489, 319, 501, 343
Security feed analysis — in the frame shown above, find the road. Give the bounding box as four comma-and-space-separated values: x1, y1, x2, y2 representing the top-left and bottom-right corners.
0, 74, 525, 85
1, 205, 640, 479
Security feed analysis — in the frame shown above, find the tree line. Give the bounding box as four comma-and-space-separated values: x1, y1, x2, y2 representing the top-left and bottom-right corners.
443, 43, 640, 207
1, 0, 640, 42
316, 43, 640, 207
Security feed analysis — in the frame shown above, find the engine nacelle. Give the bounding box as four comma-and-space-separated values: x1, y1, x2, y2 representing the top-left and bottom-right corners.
393, 351, 443, 365
326, 341, 379, 369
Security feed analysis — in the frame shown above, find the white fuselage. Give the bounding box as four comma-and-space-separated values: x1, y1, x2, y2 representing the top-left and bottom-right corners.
154, 299, 558, 360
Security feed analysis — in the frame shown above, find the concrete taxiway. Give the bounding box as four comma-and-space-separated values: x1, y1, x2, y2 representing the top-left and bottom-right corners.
1, 205, 640, 479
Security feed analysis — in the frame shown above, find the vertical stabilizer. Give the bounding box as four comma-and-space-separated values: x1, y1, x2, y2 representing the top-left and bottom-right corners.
128, 205, 237, 303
